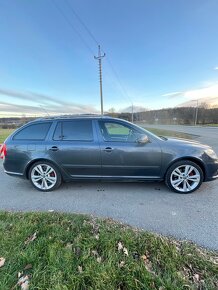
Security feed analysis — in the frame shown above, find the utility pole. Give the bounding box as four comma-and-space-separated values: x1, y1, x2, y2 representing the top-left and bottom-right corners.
94, 45, 105, 116
195, 100, 198, 126
131, 103, 134, 123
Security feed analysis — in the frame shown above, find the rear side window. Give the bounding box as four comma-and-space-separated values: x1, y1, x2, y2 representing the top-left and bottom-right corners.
53, 120, 93, 141
13, 122, 51, 140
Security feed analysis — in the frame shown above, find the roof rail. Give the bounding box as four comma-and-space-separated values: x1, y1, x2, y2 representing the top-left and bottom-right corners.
33, 114, 111, 121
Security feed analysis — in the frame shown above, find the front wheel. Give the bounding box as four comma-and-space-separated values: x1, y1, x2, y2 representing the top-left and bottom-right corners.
29, 161, 62, 192
165, 160, 203, 193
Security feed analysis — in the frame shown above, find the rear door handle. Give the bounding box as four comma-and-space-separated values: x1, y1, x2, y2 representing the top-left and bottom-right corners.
49, 146, 59, 152
103, 147, 113, 153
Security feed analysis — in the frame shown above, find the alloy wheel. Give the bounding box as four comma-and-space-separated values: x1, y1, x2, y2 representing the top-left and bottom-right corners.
31, 164, 57, 190
170, 164, 201, 193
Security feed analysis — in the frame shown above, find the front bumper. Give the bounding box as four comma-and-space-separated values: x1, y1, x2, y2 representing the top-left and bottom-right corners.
204, 160, 218, 181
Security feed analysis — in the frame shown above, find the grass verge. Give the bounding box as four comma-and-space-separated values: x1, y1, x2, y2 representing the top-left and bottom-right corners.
0, 212, 217, 289
143, 127, 195, 140
203, 124, 218, 127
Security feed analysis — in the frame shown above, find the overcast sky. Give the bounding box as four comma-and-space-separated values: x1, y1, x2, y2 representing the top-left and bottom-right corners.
0, 0, 218, 116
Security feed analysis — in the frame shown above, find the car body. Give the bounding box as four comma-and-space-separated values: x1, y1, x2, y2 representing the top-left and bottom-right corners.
1, 116, 218, 193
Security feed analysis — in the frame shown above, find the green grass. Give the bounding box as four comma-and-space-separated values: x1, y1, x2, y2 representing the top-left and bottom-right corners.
0, 128, 15, 143
108, 127, 129, 135
0, 212, 217, 289
203, 124, 218, 127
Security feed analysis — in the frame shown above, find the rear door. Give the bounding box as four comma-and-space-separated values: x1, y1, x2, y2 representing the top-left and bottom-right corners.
96, 120, 162, 178
47, 119, 101, 178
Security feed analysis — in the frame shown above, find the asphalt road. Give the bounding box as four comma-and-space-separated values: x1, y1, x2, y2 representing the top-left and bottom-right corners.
0, 125, 218, 251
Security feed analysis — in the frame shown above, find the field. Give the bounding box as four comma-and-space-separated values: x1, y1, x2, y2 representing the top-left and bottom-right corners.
0, 128, 15, 143
0, 212, 217, 289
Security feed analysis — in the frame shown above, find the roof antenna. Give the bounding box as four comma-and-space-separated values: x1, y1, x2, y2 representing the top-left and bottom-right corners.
39, 105, 50, 117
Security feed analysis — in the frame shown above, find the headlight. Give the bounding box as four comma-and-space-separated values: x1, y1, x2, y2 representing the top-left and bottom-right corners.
205, 148, 217, 159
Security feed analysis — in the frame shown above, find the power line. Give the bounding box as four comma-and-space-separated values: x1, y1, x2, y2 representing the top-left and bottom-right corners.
59, 1, 133, 108
106, 57, 132, 103
64, 0, 99, 46
51, 0, 134, 119
105, 57, 134, 122
51, 0, 95, 55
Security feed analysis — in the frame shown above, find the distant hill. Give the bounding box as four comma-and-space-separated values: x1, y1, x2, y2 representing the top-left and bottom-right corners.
177, 96, 218, 108
120, 105, 147, 113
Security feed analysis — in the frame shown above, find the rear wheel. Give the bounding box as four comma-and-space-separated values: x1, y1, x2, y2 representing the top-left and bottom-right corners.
165, 160, 203, 193
29, 161, 62, 192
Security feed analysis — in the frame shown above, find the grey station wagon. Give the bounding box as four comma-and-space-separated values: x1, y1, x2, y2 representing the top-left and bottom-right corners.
1, 116, 218, 193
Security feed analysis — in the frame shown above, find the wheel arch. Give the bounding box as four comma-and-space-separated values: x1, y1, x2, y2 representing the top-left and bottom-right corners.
165, 157, 206, 181
25, 158, 63, 180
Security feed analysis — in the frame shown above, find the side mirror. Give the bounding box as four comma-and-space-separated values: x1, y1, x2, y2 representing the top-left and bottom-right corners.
137, 134, 150, 144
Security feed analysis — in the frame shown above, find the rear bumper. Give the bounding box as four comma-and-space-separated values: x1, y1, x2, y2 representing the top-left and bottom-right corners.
4, 169, 25, 178
3, 158, 25, 178
3, 156, 26, 178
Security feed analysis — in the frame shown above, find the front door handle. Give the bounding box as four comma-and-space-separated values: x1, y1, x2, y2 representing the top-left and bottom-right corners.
49, 146, 59, 152
103, 147, 113, 153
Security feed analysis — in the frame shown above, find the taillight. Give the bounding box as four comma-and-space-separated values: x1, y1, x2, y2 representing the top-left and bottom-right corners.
0, 143, 7, 159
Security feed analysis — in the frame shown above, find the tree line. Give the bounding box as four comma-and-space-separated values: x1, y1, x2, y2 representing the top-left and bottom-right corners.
0, 106, 218, 127
109, 107, 218, 125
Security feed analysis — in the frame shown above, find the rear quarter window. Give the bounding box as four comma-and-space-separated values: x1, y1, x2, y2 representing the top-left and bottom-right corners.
13, 122, 52, 140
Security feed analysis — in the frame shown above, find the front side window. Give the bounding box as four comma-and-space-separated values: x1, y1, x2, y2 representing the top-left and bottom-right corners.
99, 121, 140, 142
53, 120, 93, 141
13, 122, 51, 140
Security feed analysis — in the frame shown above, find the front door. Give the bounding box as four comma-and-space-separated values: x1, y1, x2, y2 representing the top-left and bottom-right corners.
96, 120, 162, 179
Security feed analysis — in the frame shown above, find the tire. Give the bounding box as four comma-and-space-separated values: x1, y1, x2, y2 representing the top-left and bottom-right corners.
28, 161, 62, 192
165, 160, 203, 194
